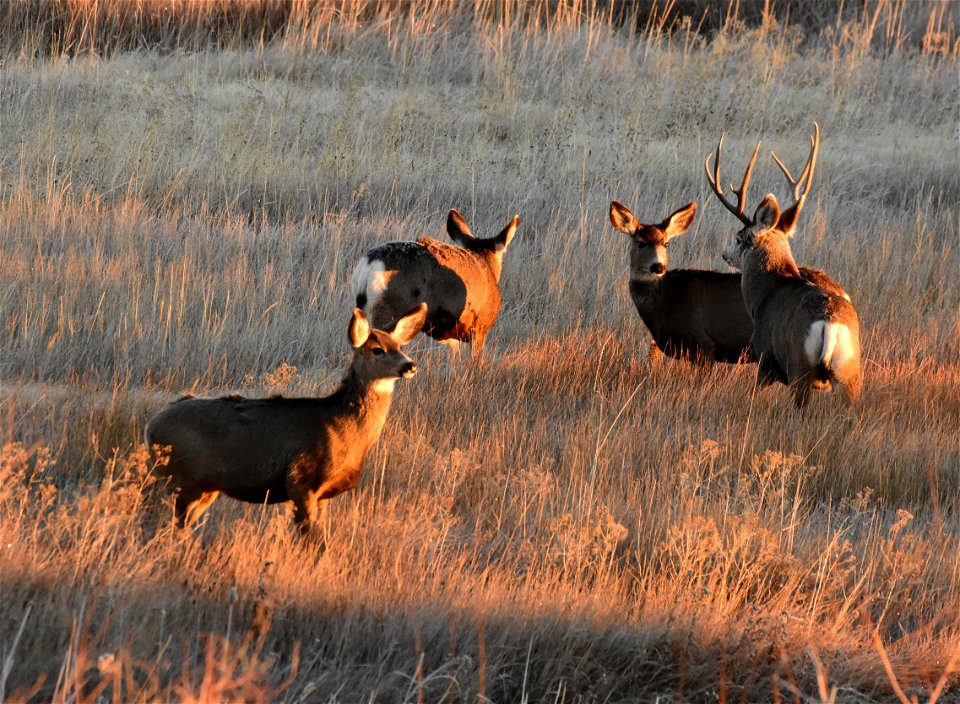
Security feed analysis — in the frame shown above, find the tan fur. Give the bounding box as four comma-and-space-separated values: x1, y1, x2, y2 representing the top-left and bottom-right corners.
352, 210, 519, 357
709, 125, 861, 408
608, 200, 848, 364
144, 305, 427, 540
725, 194, 862, 408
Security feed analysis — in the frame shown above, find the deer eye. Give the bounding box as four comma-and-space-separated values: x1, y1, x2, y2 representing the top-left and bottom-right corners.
636, 241, 648, 249
371, 347, 384, 356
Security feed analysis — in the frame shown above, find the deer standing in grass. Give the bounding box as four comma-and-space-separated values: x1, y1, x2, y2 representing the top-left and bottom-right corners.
706, 123, 861, 407
608, 198, 848, 364
351, 209, 519, 357
145, 304, 427, 540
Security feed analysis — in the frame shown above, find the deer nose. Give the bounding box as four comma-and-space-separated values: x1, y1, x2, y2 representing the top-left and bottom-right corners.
650, 263, 666, 275
400, 361, 417, 378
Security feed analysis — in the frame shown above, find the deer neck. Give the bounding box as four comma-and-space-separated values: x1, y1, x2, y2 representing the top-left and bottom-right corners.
481, 250, 505, 281
332, 368, 397, 437
628, 273, 666, 319
741, 237, 803, 311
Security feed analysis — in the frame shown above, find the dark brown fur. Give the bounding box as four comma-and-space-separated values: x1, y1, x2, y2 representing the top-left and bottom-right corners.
609, 200, 847, 364
725, 195, 862, 407
144, 305, 427, 539
352, 210, 518, 356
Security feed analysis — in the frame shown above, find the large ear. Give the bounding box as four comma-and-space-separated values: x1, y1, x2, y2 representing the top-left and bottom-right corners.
754, 194, 781, 230
348, 308, 371, 348
775, 199, 804, 238
609, 201, 639, 234
447, 210, 475, 247
389, 303, 428, 345
491, 215, 520, 253
662, 202, 697, 241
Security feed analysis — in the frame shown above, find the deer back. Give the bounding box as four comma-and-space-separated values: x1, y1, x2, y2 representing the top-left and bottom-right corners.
352, 211, 518, 345
609, 199, 754, 362
145, 305, 427, 506
642, 269, 754, 362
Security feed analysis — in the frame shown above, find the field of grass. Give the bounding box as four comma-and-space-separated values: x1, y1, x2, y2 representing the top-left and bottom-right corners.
0, 0, 958, 701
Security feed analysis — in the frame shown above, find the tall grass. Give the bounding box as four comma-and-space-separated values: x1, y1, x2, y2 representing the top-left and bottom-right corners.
0, 0, 958, 701
1, 0, 958, 59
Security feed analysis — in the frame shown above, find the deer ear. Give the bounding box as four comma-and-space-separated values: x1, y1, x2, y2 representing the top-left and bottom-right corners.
775, 200, 803, 238
662, 202, 697, 240
348, 308, 370, 348
491, 215, 519, 253
609, 201, 639, 234
446, 210, 475, 247
754, 194, 781, 229
390, 303, 428, 345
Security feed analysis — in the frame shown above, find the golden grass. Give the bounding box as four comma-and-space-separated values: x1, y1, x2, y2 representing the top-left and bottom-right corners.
1, 1, 959, 701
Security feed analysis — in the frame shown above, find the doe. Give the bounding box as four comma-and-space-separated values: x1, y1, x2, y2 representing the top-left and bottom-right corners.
144, 304, 427, 539
609, 197, 847, 363
351, 209, 519, 357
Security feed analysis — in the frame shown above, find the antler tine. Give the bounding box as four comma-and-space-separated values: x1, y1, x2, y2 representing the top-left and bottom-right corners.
770, 123, 819, 203
771, 122, 821, 234
770, 150, 801, 200
704, 133, 755, 227
731, 141, 761, 213
800, 122, 820, 202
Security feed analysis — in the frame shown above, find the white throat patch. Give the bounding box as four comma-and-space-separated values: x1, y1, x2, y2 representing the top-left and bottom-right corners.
370, 378, 398, 395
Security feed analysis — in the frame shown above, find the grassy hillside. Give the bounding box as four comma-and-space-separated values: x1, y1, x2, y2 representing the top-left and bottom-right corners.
0, 1, 958, 701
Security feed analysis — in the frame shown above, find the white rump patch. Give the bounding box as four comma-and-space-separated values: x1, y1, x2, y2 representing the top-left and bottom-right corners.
804, 321, 855, 370
370, 378, 398, 395
803, 321, 828, 367
351, 256, 395, 312
829, 324, 856, 369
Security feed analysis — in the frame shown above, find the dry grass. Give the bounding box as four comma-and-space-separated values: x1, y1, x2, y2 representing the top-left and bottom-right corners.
1, 1, 958, 701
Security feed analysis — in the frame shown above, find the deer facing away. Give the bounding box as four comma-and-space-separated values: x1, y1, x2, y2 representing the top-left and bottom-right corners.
351, 209, 519, 357
608, 199, 848, 364
706, 123, 861, 407
144, 304, 428, 539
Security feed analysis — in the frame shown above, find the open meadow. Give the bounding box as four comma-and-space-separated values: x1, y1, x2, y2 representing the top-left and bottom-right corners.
0, 1, 958, 701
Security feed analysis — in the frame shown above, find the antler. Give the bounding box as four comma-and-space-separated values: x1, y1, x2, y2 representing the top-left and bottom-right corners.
770, 122, 820, 234
704, 134, 761, 227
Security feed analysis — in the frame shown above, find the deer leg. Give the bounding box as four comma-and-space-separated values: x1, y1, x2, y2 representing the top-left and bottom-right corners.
648, 340, 664, 363
838, 369, 862, 406
757, 355, 785, 387
318, 501, 330, 546
790, 374, 814, 409
291, 493, 316, 535
175, 488, 219, 527
292, 492, 328, 550
469, 332, 487, 358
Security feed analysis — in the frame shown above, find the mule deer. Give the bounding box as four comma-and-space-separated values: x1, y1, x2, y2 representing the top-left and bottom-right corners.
706, 123, 861, 407
144, 304, 427, 539
608, 199, 848, 364
351, 209, 519, 357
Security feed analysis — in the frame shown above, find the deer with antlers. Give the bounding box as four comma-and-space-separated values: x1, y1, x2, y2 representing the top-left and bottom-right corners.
608, 197, 848, 364
705, 123, 861, 407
